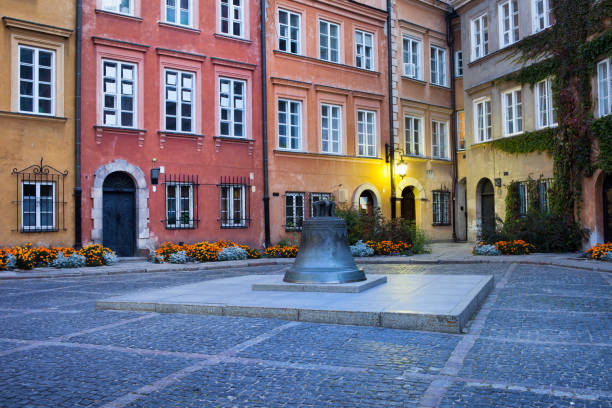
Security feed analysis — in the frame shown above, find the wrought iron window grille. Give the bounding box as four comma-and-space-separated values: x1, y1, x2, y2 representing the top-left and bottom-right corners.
432, 189, 451, 226
284, 191, 305, 231
309, 192, 331, 217
12, 158, 68, 233
162, 174, 200, 229
217, 176, 251, 228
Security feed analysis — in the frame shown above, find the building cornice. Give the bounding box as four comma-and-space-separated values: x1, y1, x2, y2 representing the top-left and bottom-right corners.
2, 16, 73, 38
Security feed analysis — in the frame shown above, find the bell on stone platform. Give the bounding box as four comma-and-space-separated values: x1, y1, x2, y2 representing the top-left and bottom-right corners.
283, 199, 366, 284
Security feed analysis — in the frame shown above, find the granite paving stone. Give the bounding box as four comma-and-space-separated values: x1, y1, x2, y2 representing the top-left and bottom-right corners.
494, 290, 612, 312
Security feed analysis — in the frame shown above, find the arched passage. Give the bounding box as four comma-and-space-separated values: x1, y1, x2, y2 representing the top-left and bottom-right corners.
401, 187, 416, 223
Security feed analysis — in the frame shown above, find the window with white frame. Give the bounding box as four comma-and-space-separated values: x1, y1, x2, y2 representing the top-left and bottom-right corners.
102, 0, 133, 15
321, 104, 341, 154
219, 77, 246, 138
278, 9, 300, 54
357, 110, 376, 157
471, 14, 489, 60
22, 181, 55, 231
536, 78, 557, 128
278, 99, 301, 150
499, 0, 520, 47
220, 184, 246, 227
532, 0, 552, 33
518, 182, 529, 215
285, 192, 304, 231
402, 36, 421, 79
432, 120, 448, 159
597, 58, 611, 117
164, 69, 194, 133
404, 116, 422, 156
539, 178, 552, 212
166, 183, 193, 228
455, 50, 463, 77
502, 88, 523, 136
432, 191, 450, 225
165, 0, 192, 27
320, 20, 340, 63
310, 192, 331, 217
355, 30, 373, 70
430, 46, 447, 86
457, 110, 466, 150
220, 0, 243, 37
102, 60, 136, 128
474, 98, 492, 142
18, 46, 55, 115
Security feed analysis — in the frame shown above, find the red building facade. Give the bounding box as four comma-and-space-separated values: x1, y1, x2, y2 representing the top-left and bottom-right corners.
80, 0, 264, 255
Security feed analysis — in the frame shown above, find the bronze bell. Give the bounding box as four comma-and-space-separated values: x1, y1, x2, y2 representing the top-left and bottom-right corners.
283, 199, 366, 283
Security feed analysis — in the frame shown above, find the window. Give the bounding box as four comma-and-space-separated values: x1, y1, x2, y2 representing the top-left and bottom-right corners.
355, 30, 373, 70
320, 20, 340, 63
220, 185, 246, 227
220, 0, 243, 37
432, 120, 448, 159
165, 0, 192, 27
532, 0, 552, 33
597, 58, 611, 117
457, 110, 466, 150
278, 99, 301, 150
539, 179, 552, 212
310, 192, 331, 217
499, 0, 520, 47
430, 46, 447, 86
102, 60, 136, 128
536, 78, 557, 128
18, 46, 55, 115
471, 14, 489, 60
474, 98, 492, 142
404, 116, 423, 156
102, 0, 133, 15
518, 182, 529, 215
455, 50, 463, 77
219, 77, 246, 138
357, 110, 376, 157
432, 191, 450, 225
285, 192, 304, 231
321, 104, 341, 154
278, 9, 300, 54
166, 183, 193, 229
502, 89, 523, 136
22, 182, 55, 231
164, 69, 194, 133
403, 37, 421, 79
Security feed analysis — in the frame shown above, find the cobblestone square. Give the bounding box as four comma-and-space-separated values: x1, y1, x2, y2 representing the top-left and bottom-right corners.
0, 263, 610, 407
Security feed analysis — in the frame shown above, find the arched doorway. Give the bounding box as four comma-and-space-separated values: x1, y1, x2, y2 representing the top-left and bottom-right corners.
401, 187, 416, 223
103, 172, 136, 256
477, 178, 495, 237
605, 175, 612, 243
359, 190, 375, 215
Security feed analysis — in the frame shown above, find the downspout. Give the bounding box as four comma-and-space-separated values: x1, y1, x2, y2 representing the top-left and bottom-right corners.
446, 8, 458, 241
74, 0, 82, 248
386, 0, 396, 219
261, 0, 271, 247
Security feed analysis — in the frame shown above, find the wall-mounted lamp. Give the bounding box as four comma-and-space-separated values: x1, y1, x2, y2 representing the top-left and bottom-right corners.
396, 159, 408, 178
150, 168, 160, 185
385, 143, 408, 178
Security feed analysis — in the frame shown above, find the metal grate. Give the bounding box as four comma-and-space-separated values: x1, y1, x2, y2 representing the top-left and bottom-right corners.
12, 158, 68, 233
217, 176, 251, 228
162, 174, 200, 229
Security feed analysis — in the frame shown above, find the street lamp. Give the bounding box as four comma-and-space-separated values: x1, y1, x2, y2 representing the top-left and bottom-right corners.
396, 159, 408, 178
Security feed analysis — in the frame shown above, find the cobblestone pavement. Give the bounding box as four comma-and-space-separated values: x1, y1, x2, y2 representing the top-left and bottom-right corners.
0, 264, 610, 407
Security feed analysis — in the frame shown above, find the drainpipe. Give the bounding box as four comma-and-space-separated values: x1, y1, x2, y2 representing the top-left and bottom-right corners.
386, 0, 396, 219
261, 0, 271, 247
446, 8, 458, 241
74, 0, 82, 248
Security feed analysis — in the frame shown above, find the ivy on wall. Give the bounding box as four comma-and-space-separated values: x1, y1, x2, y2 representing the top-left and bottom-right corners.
593, 115, 612, 173
490, 128, 555, 154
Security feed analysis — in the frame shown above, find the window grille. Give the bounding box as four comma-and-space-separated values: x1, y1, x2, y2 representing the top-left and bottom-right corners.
162, 174, 199, 229
218, 176, 251, 228
285, 192, 305, 231
310, 192, 331, 217
12, 158, 67, 232
432, 190, 450, 225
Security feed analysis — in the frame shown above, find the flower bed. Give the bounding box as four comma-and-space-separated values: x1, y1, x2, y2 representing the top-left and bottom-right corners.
153, 241, 261, 263
473, 240, 535, 256
585, 243, 612, 261
0, 243, 117, 271
263, 245, 298, 258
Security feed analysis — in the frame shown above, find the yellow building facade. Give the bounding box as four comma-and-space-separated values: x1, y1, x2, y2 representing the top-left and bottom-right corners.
0, 1, 76, 247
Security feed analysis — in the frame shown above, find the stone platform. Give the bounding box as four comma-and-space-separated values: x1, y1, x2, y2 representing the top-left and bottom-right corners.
252, 275, 388, 293
97, 274, 494, 333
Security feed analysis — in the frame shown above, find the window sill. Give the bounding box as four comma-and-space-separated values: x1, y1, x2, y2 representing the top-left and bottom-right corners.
468, 46, 512, 67
21, 228, 60, 233
430, 83, 450, 90
214, 33, 252, 44
0, 111, 67, 122
221, 225, 248, 229
273, 149, 383, 161
159, 131, 205, 151
273, 50, 381, 76
165, 226, 196, 230
432, 223, 451, 227
401, 76, 427, 85
214, 136, 255, 156
95, 9, 142, 22
94, 125, 147, 147
158, 22, 201, 34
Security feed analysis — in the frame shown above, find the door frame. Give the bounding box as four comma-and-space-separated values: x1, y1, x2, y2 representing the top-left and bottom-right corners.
604, 174, 612, 243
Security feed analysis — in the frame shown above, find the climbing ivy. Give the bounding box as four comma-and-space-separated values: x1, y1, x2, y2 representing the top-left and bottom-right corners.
490, 128, 555, 154
504, 57, 559, 86
593, 115, 612, 173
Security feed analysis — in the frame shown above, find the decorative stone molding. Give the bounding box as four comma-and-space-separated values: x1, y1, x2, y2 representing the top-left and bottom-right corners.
158, 131, 205, 151
351, 183, 383, 211
94, 126, 146, 147
91, 160, 150, 251
213, 136, 255, 156
397, 177, 426, 200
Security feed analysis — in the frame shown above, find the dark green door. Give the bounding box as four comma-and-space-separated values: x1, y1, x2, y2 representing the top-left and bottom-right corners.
103, 172, 136, 257
605, 175, 612, 243
480, 180, 495, 236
